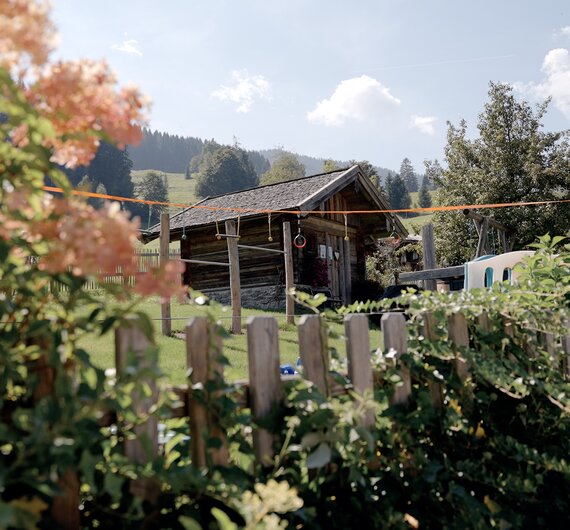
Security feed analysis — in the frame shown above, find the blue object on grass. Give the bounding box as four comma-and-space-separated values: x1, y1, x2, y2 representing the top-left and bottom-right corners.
280, 364, 297, 375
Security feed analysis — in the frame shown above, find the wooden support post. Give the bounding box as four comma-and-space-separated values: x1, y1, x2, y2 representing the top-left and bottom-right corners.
343, 238, 352, 304
422, 313, 443, 409
421, 223, 437, 291
160, 212, 171, 336
298, 315, 329, 396
540, 331, 556, 368
338, 236, 346, 303
115, 318, 159, 501
382, 312, 412, 406
500, 230, 508, 254
225, 220, 242, 334
562, 322, 570, 378
448, 313, 470, 381
475, 216, 489, 258
345, 314, 375, 427
186, 317, 229, 468
283, 222, 295, 324
247, 317, 282, 466
325, 232, 333, 290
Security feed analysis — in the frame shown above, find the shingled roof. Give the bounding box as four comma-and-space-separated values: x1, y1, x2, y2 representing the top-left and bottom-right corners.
143, 165, 407, 239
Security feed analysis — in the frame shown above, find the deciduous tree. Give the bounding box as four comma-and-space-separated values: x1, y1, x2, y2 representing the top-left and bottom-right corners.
433, 82, 570, 265
195, 145, 258, 197
260, 153, 305, 185
136, 171, 170, 228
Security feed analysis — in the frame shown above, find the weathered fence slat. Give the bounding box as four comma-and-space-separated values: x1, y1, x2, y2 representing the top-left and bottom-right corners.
345, 314, 375, 427
448, 313, 470, 381
423, 313, 443, 409
115, 319, 159, 501
226, 220, 242, 334
382, 313, 412, 406
160, 212, 172, 336
186, 317, 229, 468
298, 315, 329, 396
247, 316, 282, 466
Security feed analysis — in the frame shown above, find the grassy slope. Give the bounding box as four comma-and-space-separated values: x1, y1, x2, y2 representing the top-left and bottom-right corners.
400, 191, 436, 234
132, 170, 197, 249
82, 296, 382, 385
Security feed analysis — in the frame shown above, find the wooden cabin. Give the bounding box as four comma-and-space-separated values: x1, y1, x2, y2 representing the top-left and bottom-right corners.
143, 165, 408, 309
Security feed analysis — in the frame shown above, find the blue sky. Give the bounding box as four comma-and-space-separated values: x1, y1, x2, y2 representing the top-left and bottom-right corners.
51, 0, 570, 172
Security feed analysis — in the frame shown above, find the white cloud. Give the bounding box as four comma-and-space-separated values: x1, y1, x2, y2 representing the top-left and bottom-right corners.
520, 48, 570, 119
410, 115, 437, 135
307, 75, 400, 126
112, 39, 142, 56
556, 26, 570, 38
211, 70, 270, 113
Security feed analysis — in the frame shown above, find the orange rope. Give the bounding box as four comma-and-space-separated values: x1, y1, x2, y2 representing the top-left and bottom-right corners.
43, 185, 570, 216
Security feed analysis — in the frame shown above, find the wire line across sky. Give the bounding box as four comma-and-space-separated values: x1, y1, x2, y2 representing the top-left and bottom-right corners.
43, 185, 570, 217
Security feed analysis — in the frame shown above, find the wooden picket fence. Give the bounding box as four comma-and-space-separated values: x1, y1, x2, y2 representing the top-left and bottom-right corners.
48, 249, 181, 290
45, 311, 570, 528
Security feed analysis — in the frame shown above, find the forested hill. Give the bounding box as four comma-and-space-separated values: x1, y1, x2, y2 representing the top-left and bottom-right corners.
259, 148, 393, 180
130, 128, 394, 178
129, 128, 204, 173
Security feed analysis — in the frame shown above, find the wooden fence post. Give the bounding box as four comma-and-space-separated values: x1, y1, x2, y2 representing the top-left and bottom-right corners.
160, 212, 171, 336
422, 313, 443, 409
421, 223, 437, 291
186, 317, 229, 468
247, 316, 282, 466
448, 313, 470, 382
298, 315, 329, 396
343, 238, 352, 304
345, 314, 375, 427
283, 222, 295, 324
226, 220, 242, 334
32, 353, 80, 530
382, 312, 412, 406
115, 318, 159, 501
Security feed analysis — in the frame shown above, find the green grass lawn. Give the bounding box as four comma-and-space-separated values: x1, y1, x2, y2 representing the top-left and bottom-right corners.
81, 296, 383, 386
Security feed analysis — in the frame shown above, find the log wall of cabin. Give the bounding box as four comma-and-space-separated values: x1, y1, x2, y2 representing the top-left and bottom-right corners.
178, 187, 391, 303
180, 217, 285, 291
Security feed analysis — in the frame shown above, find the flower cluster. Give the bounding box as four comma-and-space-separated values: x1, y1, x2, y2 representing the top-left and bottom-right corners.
0, 0, 56, 73
0, 192, 185, 299
27, 60, 148, 167
0, 1, 184, 301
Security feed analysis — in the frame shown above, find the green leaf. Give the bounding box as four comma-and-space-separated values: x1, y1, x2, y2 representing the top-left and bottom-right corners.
178, 515, 203, 530
306, 442, 332, 469
211, 507, 238, 530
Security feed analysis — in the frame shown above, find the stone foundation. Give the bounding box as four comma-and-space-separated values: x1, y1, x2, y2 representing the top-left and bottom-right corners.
203, 284, 286, 311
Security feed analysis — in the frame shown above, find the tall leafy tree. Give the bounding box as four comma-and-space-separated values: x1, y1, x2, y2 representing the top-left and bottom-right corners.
349, 159, 380, 188
399, 157, 419, 192
136, 171, 170, 228
418, 175, 432, 208
433, 82, 570, 265
195, 145, 258, 197
323, 159, 340, 172
260, 153, 306, 185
